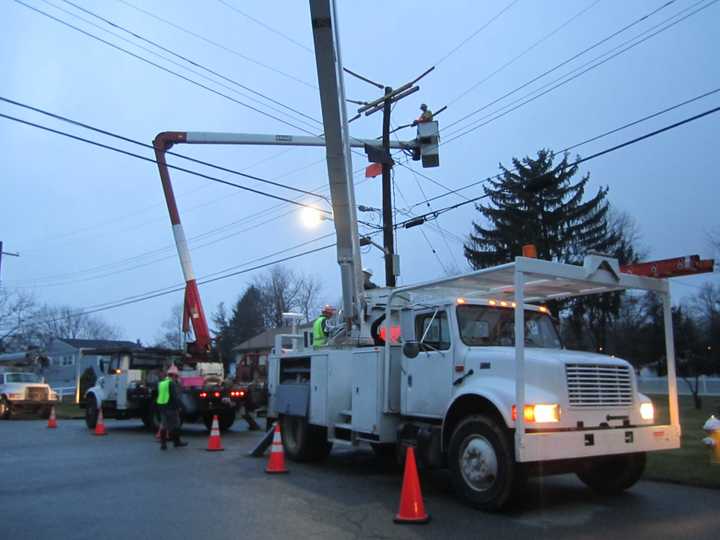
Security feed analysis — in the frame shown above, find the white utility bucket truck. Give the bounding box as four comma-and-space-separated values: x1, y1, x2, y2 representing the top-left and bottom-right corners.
264, 0, 689, 511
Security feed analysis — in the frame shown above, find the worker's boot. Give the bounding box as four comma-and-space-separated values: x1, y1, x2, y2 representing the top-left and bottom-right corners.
160, 430, 167, 451
172, 430, 188, 448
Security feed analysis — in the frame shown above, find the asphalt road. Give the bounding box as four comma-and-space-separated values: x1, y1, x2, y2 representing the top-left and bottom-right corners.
1, 419, 718, 540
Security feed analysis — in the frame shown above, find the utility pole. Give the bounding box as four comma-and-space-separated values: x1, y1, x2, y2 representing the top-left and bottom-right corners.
381, 86, 395, 287
0, 241, 20, 286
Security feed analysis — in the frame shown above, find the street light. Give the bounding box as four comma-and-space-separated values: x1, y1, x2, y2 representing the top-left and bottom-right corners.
300, 206, 328, 228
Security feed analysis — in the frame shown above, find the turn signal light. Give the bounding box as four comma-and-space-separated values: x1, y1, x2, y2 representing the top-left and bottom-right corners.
512, 403, 560, 423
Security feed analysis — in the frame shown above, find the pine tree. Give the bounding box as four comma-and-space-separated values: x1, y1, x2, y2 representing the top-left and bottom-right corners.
212, 286, 265, 363
464, 149, 615, 268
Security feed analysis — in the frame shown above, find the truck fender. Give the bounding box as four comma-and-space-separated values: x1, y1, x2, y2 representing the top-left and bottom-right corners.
441, 389, 511, 452
85, 387, 103, 407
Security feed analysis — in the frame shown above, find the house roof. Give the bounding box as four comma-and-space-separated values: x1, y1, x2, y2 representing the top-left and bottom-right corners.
59, 338, 140, 350
232, 325, 312, 353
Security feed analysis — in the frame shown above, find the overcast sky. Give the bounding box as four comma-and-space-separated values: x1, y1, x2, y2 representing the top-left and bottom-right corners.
1, 0, 718, 344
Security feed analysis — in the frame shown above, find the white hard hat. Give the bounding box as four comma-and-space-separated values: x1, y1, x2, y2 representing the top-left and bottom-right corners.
167, 364, 179, 376
362, 268, 373, 276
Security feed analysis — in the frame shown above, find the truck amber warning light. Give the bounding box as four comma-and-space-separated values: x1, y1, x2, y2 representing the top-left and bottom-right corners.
512, 404, 561, 423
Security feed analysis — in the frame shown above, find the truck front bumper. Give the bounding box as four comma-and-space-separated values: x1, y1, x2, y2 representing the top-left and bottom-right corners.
517, 424, 680, 462
8, 399, 58, 407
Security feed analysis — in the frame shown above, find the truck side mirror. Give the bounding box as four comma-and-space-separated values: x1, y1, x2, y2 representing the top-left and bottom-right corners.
403, 341, 420, 359
99, 360, 108, 373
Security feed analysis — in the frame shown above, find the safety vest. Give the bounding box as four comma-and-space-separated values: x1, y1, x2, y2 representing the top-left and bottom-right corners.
313, 316, 328, 347
156, 378, 170, 405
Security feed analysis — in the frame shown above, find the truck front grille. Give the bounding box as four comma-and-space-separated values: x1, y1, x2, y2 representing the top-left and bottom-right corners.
565, 364, 633, 408
26, 386, 49, 401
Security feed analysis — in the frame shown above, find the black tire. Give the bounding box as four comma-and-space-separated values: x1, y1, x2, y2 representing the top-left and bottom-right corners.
371, 442, 397, 459
448, 414, 523, 511
203, 411, 236, 432
85, 395, 98, 430
40, 407, 52, 420
577, 452, 647, 495
141, 408, 155, 430
280, 415, 332, 462
0, 397, 11, 420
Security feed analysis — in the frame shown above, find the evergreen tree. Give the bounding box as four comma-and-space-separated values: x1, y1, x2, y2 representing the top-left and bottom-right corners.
212, 286, 265, 362
464, 149, 615, 268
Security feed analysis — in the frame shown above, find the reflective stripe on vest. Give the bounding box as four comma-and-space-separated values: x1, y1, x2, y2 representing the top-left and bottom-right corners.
313, 316, 327, 347
156, 378, 170, 405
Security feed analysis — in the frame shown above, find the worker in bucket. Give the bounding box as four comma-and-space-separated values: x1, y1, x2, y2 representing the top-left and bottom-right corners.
412, 103, 433, 126
156, 364, 188, 450
313, 305, 336, 348
363, 268, 378, 290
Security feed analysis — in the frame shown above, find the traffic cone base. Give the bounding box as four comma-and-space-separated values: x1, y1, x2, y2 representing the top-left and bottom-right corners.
206, 415, 224, 451
94, 407, 107, 436
394, 447, 430, 524
47, 406, 57, 429
265, 423, 288, 474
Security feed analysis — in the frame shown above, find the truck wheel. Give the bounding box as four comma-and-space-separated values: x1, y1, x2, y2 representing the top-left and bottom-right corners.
448, 414, 522, 511
85, 396, 98, 430
203, 412, 236, 432
577, 452, 646, 495
0, 397, 11, 420
280, 415, 332, 462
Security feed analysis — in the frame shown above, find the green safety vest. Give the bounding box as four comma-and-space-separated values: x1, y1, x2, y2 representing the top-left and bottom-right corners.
313, 316, 328, 347
156, 378, 170, 405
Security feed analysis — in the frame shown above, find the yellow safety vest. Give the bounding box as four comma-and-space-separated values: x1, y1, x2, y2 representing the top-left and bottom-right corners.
313, 316, 328, 347
156, 378, 170, 405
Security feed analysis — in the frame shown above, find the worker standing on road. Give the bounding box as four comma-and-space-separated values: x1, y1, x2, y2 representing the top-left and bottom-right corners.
156, 364, 187, 450
313, 305, 336, 348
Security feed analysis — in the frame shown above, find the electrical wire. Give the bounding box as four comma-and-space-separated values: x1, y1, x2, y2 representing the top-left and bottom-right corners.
447, 0, 602, 107
12, 0, 317, 134
54, 0, 321, 130
215, 0, 314, 54
114, 0, 316, 89
442, 0, 717, 144
442, 0, 679, 133
434, 0, 520, 66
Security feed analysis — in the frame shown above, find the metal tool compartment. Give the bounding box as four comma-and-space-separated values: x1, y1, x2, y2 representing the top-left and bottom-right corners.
351, 349, 398, 441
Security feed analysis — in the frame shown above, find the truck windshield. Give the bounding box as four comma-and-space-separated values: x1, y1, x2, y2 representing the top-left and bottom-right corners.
5, 373, 42, 383
457, 305, 562, 348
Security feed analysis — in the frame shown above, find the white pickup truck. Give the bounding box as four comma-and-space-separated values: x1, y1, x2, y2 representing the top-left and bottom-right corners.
267, 255, 681, 510
0, 371, 59, 419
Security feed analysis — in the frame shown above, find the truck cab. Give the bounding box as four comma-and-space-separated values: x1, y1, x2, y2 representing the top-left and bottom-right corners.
268, 255, 681, 510
0, 371, 59, 419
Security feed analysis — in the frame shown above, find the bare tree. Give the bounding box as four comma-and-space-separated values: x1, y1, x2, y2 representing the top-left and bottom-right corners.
0, 289, 38, 351
30, 304, 121, 347
253, 265, 324, 326
154, 303, 184, 349
296, 274, 323, 323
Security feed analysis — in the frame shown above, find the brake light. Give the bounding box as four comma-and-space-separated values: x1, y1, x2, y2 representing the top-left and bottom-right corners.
199, 392, 208, 398
213, 391, 221, 398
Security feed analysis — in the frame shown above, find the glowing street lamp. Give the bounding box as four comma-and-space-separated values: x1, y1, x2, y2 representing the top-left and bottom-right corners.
300, 206, 329, 228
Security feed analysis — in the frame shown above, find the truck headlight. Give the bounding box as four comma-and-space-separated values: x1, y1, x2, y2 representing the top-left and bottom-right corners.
8, 393, 23, 400
512, 403, 561, 423
640, 401, 654, 421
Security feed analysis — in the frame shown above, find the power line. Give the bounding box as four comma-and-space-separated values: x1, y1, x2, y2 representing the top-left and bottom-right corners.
442, 0, 679, 132
12, 0, 317, 134
447, 0, 602, 107
442, 0, 717, 144
434, 0, 521, 66
215, 0, 314, 54
55, 0, 321, 129
0, 95, 326, 201
396, 103, 720, 226
0, 111, 333, 214
114, 0, 316, 89
405, 86, 720, 211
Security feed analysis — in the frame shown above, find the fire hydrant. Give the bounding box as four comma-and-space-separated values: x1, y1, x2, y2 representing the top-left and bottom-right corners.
702, 415, 720, 464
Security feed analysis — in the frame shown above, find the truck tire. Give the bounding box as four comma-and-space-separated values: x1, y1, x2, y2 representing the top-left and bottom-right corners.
0, 397, 11, 420
203, 412, 236, 432
577, 452, 646, 495
85, 396, 98, 430
280, 415, 332, 462
448, 414, 522, 511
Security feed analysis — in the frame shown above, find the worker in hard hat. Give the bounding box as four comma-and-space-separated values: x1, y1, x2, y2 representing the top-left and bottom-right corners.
156, 364, 188, 450
412, 103, 433, 126
363, 268, 378, 290
313, 305, 336, 348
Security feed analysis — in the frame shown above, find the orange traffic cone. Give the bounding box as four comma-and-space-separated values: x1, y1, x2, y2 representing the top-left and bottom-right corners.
94, 407, 107, 436
394, 447, 430, 524
265, 423, 288, 474
47, 406, 57, 429
206, 415, 224, 452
